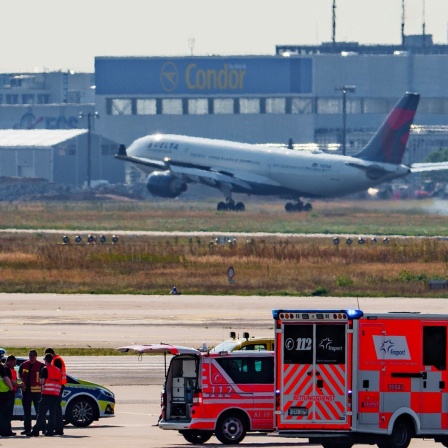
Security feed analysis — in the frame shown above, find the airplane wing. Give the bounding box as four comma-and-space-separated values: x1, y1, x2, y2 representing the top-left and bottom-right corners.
345, 161, 397, 180
168, 162, 253, 190
115, 149, 280, 192
410, 162, 448, 173
348, 159, 448, 174
115, 152, 167, 170
345, 161, 389, 173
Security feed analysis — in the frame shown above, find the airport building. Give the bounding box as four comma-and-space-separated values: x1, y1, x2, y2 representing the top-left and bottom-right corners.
0, 72, 95, 130
0, 72, 125, 185
94, 37, 448, 169
0, 129, 123, 186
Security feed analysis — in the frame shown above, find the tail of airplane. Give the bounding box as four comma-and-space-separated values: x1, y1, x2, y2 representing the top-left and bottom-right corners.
354, 92, 420, 164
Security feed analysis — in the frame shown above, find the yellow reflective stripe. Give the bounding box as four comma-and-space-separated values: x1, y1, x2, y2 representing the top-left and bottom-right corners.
0, 379, 9, 392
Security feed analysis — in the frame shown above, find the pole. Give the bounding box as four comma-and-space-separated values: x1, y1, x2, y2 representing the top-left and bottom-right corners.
79, 111, 98, 189
422, 0, 426, 49
342, 91, 347, 156
87, 113, 91, 188
336, 85, 355, 155
332, 0, 336, 47
402, 0, 405, 47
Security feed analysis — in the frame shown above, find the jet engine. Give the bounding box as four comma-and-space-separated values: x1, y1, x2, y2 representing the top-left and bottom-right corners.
146, 171, 187, 198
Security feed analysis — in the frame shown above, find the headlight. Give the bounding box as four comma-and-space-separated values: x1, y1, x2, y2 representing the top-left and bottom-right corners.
98, 388, 114, 399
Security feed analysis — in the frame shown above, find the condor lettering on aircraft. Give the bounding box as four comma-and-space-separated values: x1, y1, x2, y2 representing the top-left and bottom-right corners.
116, 93, 448, 212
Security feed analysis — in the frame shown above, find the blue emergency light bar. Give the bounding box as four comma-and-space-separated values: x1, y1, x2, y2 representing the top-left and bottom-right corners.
272, 309, 364, 320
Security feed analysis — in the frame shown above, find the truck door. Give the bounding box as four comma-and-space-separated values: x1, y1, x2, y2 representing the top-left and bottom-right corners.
280, 321, 349, 428
421, 323, 447, 430
117, 344, 201, 422
360, 320, 448, 432
211, 356, 254, 404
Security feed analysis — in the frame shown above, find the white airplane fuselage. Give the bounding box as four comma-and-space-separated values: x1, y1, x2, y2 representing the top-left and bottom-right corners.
126, 134, 410, 199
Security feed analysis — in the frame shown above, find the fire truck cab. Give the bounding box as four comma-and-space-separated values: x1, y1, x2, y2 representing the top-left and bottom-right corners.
273, 309, 448, 448
119, 343, 274, 445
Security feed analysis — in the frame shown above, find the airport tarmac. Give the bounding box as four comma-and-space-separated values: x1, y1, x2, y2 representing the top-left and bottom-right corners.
1, 293, 447, 349
6, 384, 444, 448
2, 293, 448, 447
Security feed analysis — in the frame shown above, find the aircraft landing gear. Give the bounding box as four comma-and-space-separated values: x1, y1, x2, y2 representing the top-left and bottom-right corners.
217, 200, 245, 212
285, 200, 312, 213
217, 187, 245, 212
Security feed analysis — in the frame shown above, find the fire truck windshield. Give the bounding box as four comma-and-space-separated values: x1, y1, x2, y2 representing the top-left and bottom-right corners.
210, 340, 239, 352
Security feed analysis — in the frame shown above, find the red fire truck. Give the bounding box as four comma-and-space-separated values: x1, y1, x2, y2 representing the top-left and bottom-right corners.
273, 309, 448, 448
119, 343, 274, 445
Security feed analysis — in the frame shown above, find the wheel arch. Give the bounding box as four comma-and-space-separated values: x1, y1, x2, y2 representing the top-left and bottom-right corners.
63, 392, 100, 421
216, 407, 251, 431
387, 409, 418, 436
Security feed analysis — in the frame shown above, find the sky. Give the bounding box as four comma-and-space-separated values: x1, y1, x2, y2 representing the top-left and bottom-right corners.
1, 0, 448, 73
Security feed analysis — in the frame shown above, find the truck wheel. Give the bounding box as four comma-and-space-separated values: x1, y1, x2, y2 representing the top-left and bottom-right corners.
181, 430, 213, 444
215, 413, 247, 445
378, 419, 412, 448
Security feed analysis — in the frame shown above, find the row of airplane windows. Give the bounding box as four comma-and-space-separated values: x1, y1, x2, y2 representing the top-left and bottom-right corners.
106, 97, 448, 116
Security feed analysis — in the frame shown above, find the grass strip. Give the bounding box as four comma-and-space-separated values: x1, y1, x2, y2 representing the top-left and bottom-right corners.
3, 347, 137, 357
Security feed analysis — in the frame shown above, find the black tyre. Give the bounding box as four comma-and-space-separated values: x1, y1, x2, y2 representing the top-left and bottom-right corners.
181, 430, 213, 444
304, 202, 313, 212
217, 202, 227, 211
235, 202, 245, 212
377, 419, 412, 448
285, 202, 294, 212
294, 202, 304, 212
65, 396, 98, 427
215, 413, 247, 444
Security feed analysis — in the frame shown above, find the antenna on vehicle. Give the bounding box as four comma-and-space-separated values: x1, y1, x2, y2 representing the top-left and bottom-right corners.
357, 295, 360, 310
